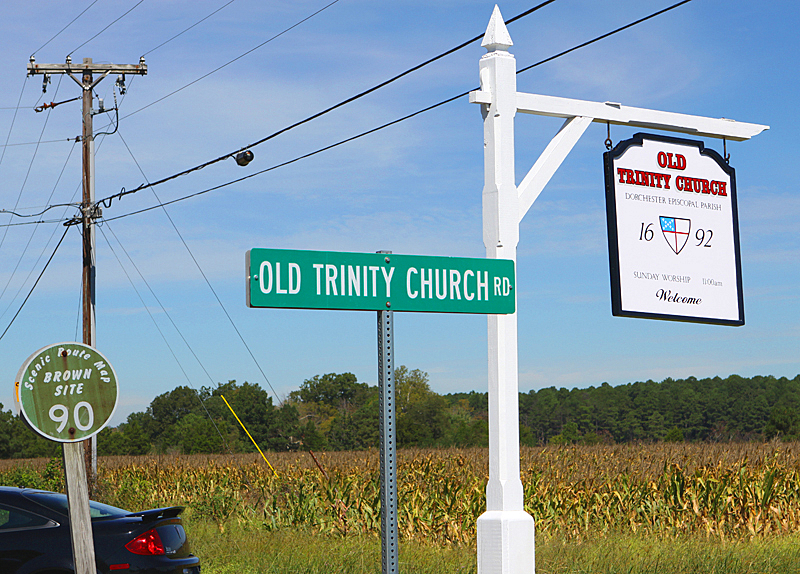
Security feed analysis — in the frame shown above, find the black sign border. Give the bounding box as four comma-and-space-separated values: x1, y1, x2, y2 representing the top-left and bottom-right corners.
604, 132, 744, 326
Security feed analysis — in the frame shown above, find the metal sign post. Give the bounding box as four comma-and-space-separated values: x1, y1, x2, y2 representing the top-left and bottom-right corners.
377, 260, 398, 574
470, 6, 768, 574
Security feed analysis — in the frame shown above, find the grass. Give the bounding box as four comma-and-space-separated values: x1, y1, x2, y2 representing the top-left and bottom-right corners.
536, 533, 800, 574
186, 521, 476, 574
185, 522, 800, 574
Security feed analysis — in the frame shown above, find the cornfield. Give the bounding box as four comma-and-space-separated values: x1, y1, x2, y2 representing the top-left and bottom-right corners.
2, 442, 799, 545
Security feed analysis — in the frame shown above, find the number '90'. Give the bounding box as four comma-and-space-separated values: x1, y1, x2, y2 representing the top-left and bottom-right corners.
48, 402, 94, 433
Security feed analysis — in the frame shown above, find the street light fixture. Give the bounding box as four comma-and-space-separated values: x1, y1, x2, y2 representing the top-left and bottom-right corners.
234, 150, 254, 166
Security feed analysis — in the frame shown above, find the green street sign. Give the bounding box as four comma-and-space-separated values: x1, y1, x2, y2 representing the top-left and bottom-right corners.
247, 249, 515, 314
15, 342, 119, 443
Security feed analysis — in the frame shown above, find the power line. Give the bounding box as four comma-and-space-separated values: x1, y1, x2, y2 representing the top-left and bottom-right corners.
0, 224, 70, 343
103, 94, 461, 222
0, 202, 80, 219
120, 0, 344, 122
98, 223, 234, 452
71, 98, 131, 338
0, 78, 28, 175
0, 75, 63, 256
0, 218, 67, 228
68, 0, 146, 57
101, 223, 219, 388
104, 0, 558, 206
517, 0, 693, 74
0, 142, 78, 324
115, 128, 285, 405
31, 0, 100, 56
0, 76, 137, 225
0, 80, 131, 345
103, 0, 692, 220
16, 0, 690, 225
0, 138, 80, 148
141, 0, 237, 57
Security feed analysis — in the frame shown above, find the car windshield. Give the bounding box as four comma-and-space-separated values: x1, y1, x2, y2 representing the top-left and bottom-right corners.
22, 491, 129, 519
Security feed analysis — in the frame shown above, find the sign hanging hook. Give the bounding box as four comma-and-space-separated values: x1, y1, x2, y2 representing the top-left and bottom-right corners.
723, 137, 730, 164
605, 121, 613, 151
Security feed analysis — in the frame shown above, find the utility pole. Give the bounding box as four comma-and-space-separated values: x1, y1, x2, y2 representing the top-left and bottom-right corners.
27, 56, 146, 574
27, 57, 147, 482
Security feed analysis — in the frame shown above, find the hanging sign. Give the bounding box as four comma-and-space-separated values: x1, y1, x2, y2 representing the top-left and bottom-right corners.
604, 133, 743, 326
15, 342, 119, 442
247, 248, 515, 314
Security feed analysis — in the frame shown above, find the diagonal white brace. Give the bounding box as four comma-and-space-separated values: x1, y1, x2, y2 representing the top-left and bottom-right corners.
517, 115, 592, 221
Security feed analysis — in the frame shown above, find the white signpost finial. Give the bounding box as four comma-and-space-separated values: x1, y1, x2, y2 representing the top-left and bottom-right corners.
482, 6, 513, 51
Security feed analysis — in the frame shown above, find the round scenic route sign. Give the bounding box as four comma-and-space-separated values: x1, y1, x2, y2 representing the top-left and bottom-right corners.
15, 342, 119, 442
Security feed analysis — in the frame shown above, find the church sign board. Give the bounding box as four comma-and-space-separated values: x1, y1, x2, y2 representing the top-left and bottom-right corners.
604, 133, 744, 326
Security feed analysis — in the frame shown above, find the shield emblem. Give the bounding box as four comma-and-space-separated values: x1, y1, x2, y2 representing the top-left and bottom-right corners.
660, 216, 691, 254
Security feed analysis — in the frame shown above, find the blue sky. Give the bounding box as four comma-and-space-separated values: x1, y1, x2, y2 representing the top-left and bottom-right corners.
0, 0, 797, 426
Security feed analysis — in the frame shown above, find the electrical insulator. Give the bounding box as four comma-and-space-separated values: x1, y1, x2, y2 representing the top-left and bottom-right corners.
116, 74, 126, 95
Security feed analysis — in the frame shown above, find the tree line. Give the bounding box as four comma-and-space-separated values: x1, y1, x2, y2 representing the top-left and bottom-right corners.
1, 371, 798, 458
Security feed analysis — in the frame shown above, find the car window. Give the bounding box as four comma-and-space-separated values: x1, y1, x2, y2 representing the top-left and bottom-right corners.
0, 503, 53, 531
88, 500, 129, 518
22, 491, 129, 519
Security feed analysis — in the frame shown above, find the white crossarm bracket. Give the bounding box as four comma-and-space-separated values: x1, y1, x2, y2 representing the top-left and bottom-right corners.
516, 115, 592, 220
470, 90, 769, 142
515, 92, 768, 142
470, 89, 769, 222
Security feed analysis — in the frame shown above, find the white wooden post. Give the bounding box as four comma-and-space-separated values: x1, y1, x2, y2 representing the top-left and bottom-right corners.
471, 6, 767, 574
475, 7, 535, 574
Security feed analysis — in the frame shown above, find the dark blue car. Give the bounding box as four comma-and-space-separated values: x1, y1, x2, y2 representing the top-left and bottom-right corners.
0, 486, 200, 574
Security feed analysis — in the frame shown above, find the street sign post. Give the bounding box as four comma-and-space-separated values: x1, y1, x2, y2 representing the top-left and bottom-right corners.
604, 133, 744, 325
247, 248, 515, 574
247, 248, 515, 314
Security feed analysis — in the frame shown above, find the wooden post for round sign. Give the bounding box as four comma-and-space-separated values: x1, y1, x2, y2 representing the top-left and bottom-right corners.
63, 441, 97, 574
